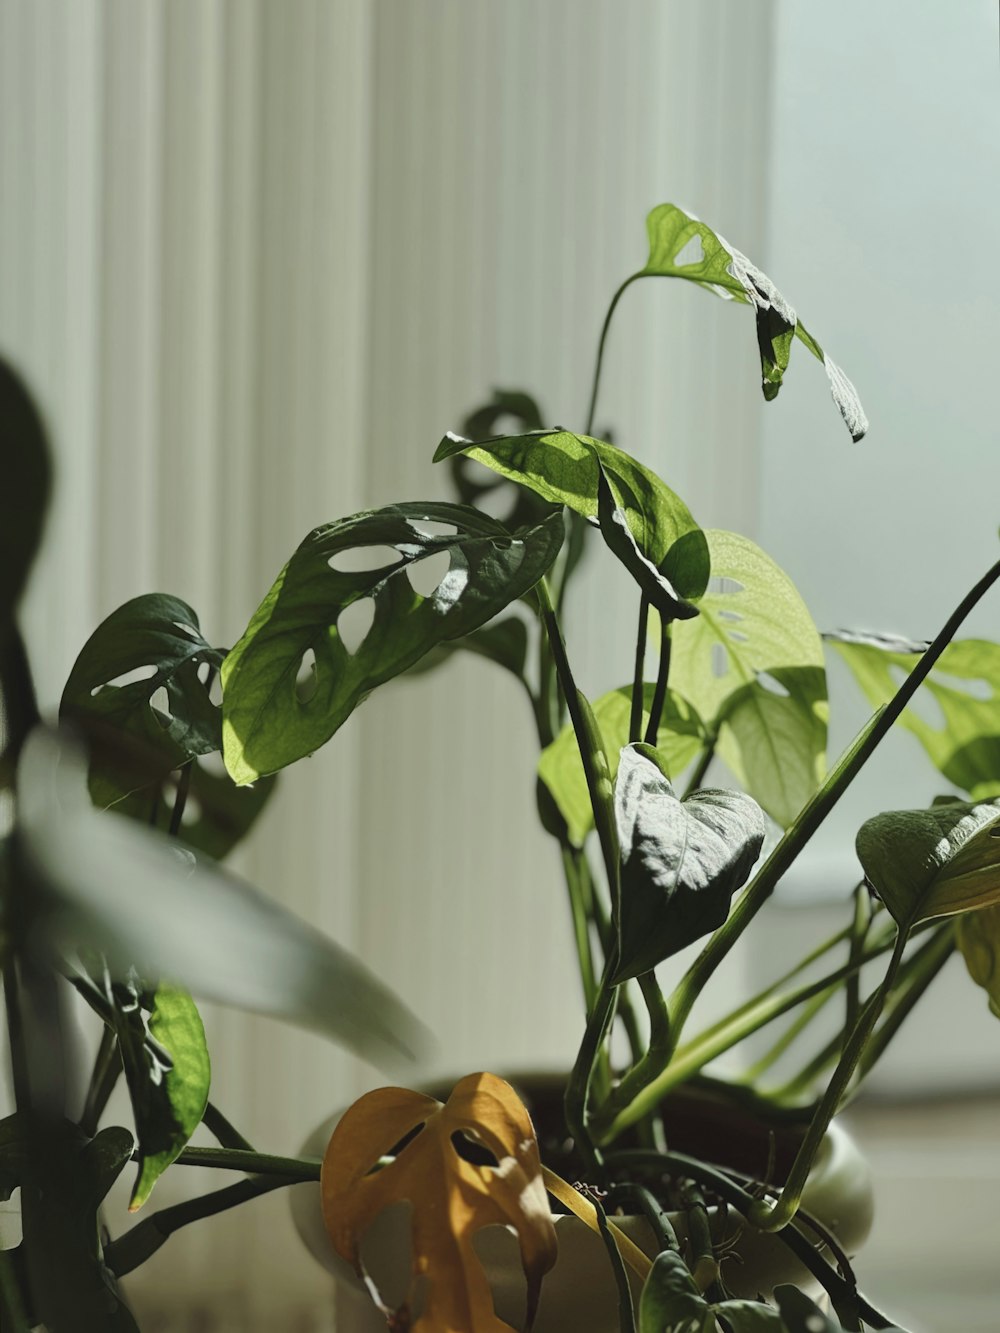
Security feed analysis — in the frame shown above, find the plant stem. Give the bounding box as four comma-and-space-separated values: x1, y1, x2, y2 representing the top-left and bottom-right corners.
565, 953, 620, 1179
845, 883, 871, 1033
171, 1146, 320, 1180
202, 1101, 256, 1152
667, 550, 1000, 1044
167, 761, 193, 836
585, 273, 643, 436
80, 1025, 121, 1137
681, 736, 716, 799
629, 595, 649, 744
748, 930, 909, 1233
739, 987, 839, 1086
642, 617, 671, 746
562, 846, 599, 1010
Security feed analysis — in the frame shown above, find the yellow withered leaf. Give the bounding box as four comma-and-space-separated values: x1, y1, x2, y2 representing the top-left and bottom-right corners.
321, 1072, 558, 1333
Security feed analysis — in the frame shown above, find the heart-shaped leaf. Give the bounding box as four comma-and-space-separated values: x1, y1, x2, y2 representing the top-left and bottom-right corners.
538, 685, 705, 847
639, 1251, 786, 1333
669, 530, 828, 828
828, 633, 1000, 800
17, 728, 430, 1073
0, 358, 52, 622
221, 503, 563, 784
596, 467, 698, 620
434, 429, 710, 606
957, 904, 1000, 1018
614, 744, 766, 981
104, 977, 211, 1211
642, 204, 867, 441
321, 1073, 557, 1333
60, 594, 224, 807
856, 797, 1000, 931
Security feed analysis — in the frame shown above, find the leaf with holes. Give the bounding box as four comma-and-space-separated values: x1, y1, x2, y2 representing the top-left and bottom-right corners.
828, 634, 1000, 800
221, 503, 563, 784
321, 1073, 557, 1333
0, 357, 52, 621
18, 728, 430, 1072
104, 977, 211, 1210
958, 903, 1000, 1019
642, 203, 867, 440
669, 530, 828, 827
434, 429, 710, 606
538, 685, 706, 847
856, 797, 1000, 931
614, 744, 766, 981
60, 594, 224, 808
639, 1251, 785, 1333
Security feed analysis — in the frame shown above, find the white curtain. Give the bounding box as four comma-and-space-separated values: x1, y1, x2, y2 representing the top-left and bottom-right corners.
0, 1, 775, 1324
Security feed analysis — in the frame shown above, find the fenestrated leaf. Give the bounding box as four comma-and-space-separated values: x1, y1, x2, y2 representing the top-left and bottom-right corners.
638, 1250, 711, 1333
322, 1073, 557, 1333
104, 978, 211, 1211
642, 203, 867, 440
856, 797, 1000, 930
17, 728, 430, 1073
828, 634, 1000, 800
538, 684, 705, 847
614, 744, 766, 981
434, 429, 710, 605
60, 594, 224, 807
221, 503, 563, 784
957, 904, 1000, 1018
0, 358, 52, 621
670, 530, 828, 826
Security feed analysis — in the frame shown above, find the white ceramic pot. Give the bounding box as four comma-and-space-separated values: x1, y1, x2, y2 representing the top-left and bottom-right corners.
290, 1076, 873, 1333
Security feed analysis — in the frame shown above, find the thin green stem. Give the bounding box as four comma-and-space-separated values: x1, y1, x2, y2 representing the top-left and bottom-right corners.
845, 883, 871, 1033
668, 554, 1000, 1046
740, 986, 839, 1086
584, 273, 643, 436
643, 617, 671, 746
202, 1101, 255, 1153
637, 970, 670, 1054
171, 1146, 319, 1180
749, 930, 909, 1233
80, 1025, 121, 1137
562, 846, 599, 1010
167, 761, 194, 837
681, 736, 716, 799
629, 595, 649, 744
565, 953, 619, 1180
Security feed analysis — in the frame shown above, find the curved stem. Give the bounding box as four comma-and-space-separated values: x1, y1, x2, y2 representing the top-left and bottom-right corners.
629, 595, 649, 744
585, 273, 643, 436
171, 1146, 319, 1180
642, 616, 671, 746
562, 846, 599, 1010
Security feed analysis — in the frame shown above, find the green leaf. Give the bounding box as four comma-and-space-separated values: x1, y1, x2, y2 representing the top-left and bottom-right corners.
448, 388, 558, 534
638, 1251, 713, 1333
642, 203, 867, 441
856, 797, 1000, 930
538, 684, 705, 847
597, 466, 698, 620
434, 429, 710, 604
614, 743, 766, 981
715, 1300, 786, 1331
773, 1285, 843, 1331
670, 530, 828, 827
60, 594, 224, 807
106, 979, 211, 1211
403, 614, 530, 685
957, 904, 1000, 1018
18, 728, 431, 1073
221, 502, 563, 784
0, 358, 52, 621
828, 634, 1000, 800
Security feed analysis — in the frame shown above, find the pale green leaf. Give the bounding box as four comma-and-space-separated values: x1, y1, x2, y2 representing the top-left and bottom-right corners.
643, 203, 867, 440
957, 904, 1000, 1018
670, 530, 828, 826
538, 685, 705, 847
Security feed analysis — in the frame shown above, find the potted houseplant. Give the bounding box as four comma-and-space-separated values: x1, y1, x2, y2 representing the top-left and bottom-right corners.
2, 202, 999, 1332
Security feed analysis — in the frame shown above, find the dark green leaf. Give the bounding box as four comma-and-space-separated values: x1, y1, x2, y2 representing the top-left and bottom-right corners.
773, 1285, 842, 1331
957, 904, 1000, 1018
828, 634, 1000, 800
642, 204, 867, 440
403, 615, 530, 685
81, 1126, 135, 1210
18, 728, 431, 1073
0, 358, 52, 621
60, 594, 224, 807
597, 466, 698, 620
670, 530, 828, 828
638, 1251, 713, 1333
856, 797, 1000, 930
434, 429, 710, 604
221, 503, 563, 784
538, 684, 705, 847
714, 1300, 786, 1331
105, 978, 210, 1210
614, 744, 766, 981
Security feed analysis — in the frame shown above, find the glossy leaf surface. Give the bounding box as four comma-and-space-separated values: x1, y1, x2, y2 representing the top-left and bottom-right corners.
643, 204, 867, 440
18, 728, 430, 1073
434, 429, 710, 605
639, 1251, 785, 1332
60, 594, 224, 807
321, 1073, 556, 1333
538, 684, 705, 846
0, 358, 52, 620
222, 503, 563, 783
856, 797, 1000, 929
614, 744, 766, 980
670, 530, 828, 827
829, 634, 1000, 799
